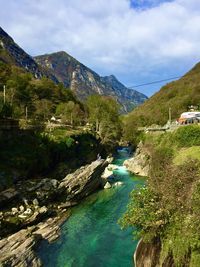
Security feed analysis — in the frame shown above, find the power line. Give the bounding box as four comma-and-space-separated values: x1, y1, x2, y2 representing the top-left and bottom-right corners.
128, 76, 182, 89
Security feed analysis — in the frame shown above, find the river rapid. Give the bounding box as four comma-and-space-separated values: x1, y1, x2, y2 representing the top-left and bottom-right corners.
37, 147, 144, 267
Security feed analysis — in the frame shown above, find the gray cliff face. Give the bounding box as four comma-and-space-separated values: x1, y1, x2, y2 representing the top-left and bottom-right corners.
34, 52, 148, 113
123, 142, 150, 176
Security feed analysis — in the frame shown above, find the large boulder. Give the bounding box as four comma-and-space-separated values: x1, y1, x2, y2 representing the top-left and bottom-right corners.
59, 159, 108, 203
124, 142, 150, 177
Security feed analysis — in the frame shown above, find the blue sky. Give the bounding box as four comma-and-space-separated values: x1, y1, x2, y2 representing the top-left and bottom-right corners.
1, 0, 200, 96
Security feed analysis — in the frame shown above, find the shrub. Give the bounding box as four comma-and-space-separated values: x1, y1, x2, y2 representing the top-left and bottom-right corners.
173, 125, 200, 147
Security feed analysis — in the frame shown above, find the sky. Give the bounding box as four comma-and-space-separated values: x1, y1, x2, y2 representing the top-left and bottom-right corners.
1, 0, 200, 96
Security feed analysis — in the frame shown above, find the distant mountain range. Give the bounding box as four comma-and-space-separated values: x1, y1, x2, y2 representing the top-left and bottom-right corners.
0, 26, 147, 112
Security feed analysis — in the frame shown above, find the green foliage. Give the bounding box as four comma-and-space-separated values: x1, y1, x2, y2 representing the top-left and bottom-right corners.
0, 130, 104, 190
0, 102, 13, 118
0, 61, 85, 122
64, 137, 75, 148
56, 101, 84, 125
120, 130, 200, 265
173, 125, 200, 147
122, 114, 143, 147
124, 62, 200, 136
87, 95, 122, 147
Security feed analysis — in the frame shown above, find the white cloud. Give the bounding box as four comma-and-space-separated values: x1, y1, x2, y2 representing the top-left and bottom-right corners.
0, 0, 200, 95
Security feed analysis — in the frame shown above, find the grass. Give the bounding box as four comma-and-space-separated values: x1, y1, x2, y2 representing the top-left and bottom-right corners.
173, 146, 200, 165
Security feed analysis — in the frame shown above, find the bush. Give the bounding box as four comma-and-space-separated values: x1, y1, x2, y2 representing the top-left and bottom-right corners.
173, 125, 200, 147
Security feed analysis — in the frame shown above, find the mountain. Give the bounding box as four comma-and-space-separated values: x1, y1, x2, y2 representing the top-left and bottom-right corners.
0, 27, 147, 112
0, 27, 58, 83
126, 62, 200, 125
34, 52, 148, 112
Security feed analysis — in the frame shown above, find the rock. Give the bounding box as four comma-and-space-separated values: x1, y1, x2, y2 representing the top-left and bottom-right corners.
101, 168, 113, 179
34, 217, 61, 243
106, 156, 114, 164
58, 201, 78, 209
59, 159, 108, 202
18, 214, 27, 219
24, 208, 32, 215
33, 199, 39, 206
11, 207, 18, 215
23, 198, 29, 206
113, 181, 123, 187
39, 206, 48, 214
107, 164, 118, 171
124, 142, 150, 177
0, 228, 42, 267
19, 205, 25, 213
134, 238, 175, 267
104, 182, 112, 189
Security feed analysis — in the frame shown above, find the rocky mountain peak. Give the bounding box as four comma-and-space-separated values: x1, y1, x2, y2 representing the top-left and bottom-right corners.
35, 51, 148, 112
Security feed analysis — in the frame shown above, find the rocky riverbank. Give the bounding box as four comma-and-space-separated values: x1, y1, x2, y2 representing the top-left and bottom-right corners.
134, 238, 175, 267
123, 142, 150, 177
0, 158, 109, 266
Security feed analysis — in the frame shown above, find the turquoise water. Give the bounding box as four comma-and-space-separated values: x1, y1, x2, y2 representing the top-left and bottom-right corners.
38, 148, 144, 267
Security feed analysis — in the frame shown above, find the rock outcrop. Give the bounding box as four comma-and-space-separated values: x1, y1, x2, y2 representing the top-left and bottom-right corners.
59, 159, 108, 202
0, 159, 108, 266
124, 142, 150, 177
0, 214, 69, 267
134, 238, 175, 267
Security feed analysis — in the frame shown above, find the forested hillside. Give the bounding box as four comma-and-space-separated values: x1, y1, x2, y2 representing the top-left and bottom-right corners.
125, 62, 200, 126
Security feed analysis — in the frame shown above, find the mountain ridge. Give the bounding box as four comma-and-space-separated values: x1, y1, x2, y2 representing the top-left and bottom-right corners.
0, 27, 147, 113
35, 51, 148, 112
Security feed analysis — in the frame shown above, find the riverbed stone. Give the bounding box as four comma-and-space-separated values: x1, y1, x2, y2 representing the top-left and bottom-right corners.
33, 198, 39, 206
24, 208, 32, 215
113, 181, 123, 187
39, 206, 48, 214
19, 205, 25, 213
104, 182, 112, 189
101, 168, 113, 179
11, 207, 18, 215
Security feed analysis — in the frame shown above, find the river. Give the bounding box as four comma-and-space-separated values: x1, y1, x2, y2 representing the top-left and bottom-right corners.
37, 147, 144, 267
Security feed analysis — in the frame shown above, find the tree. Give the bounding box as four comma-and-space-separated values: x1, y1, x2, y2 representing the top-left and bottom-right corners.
87, 95, 122, 145
56, 101, 84, 126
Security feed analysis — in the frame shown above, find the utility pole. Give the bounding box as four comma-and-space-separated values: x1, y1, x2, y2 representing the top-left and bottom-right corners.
25, 106, 28, 120
3, 85, 6, 104
169, 107, 172, 125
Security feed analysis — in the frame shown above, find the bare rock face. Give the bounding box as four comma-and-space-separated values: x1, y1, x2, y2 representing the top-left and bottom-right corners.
59, 159, 108, 202
124, 142, 150, 177
0, 228, 42, 267
0, 215, 69, 267
134, 239, 175, 267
